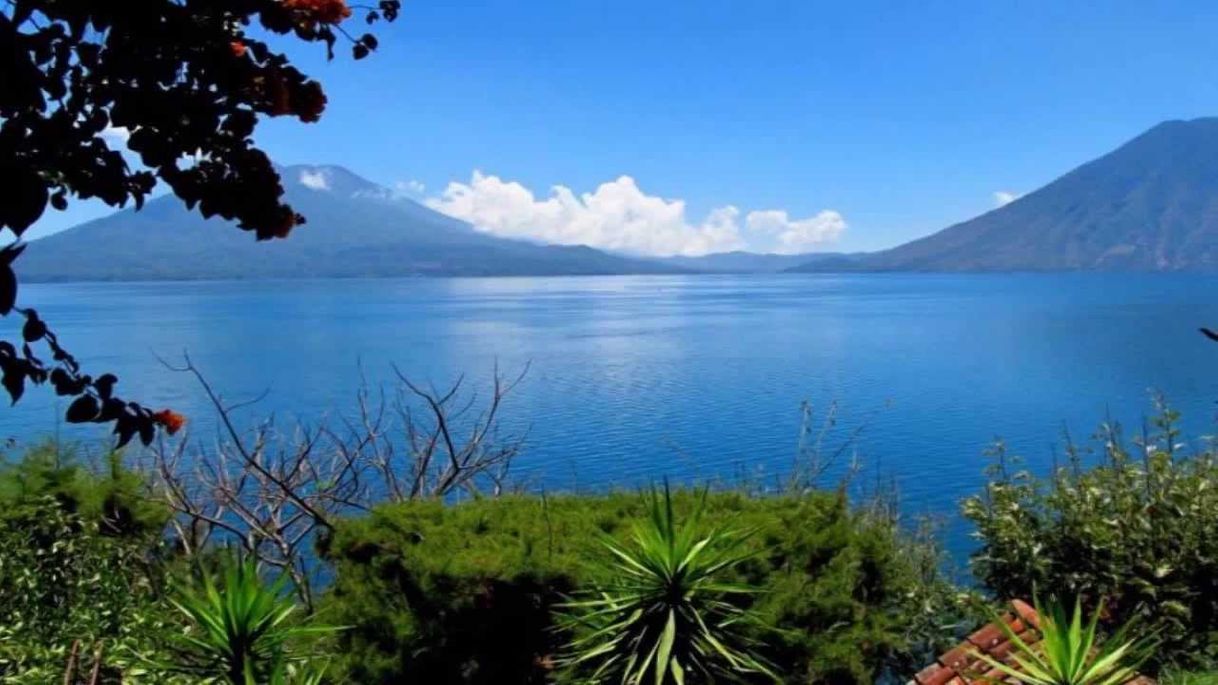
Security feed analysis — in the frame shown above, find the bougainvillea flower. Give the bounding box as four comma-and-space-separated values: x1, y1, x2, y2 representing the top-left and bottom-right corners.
152, 409, 186, 435
283, 0, 352, 25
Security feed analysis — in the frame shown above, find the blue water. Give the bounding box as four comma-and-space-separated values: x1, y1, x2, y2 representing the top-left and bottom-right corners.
4, 273, 1218, 563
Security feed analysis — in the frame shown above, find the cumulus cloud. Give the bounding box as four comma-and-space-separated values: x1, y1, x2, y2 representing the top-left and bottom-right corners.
745, 209, 846, 255
993, 190, 1020, 207
299, 169, 330, 191
425, 171, 844, 257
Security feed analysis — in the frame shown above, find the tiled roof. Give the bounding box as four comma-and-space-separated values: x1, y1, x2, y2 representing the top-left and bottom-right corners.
909, 600, 1156, 685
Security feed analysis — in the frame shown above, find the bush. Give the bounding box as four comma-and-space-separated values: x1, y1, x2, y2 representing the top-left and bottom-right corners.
0, 444, 173, 682
320, 489, 966, 684
0, 441, 168, 537
963, 408, 1218, 670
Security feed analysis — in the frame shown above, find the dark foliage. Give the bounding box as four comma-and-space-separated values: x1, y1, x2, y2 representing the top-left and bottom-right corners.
0, 0, 398, 443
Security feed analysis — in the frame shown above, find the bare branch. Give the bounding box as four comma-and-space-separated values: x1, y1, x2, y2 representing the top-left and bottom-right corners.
143, 358, 529, 609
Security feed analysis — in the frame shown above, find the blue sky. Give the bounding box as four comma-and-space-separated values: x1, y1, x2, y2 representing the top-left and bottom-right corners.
32, 1, 1218, 254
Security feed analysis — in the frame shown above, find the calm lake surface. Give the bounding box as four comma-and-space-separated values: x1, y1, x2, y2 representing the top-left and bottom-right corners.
5, 273, 1218, 562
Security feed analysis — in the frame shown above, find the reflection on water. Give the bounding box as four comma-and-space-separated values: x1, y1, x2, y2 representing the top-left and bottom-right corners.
4, 272, 1218, 560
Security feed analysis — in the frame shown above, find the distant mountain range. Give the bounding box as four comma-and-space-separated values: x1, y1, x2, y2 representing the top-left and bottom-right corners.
656, 251, 860, 273
17, 165, 687, 281
20, 117, 1218, 281
791, 117, 1218, 272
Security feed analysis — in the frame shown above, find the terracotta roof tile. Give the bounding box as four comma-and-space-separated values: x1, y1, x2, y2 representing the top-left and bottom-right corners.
965, 617, 1011, 653
906, 600, 1155, 685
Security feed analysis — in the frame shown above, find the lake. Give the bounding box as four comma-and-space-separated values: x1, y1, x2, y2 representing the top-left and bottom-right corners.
4, 273, 1218, 563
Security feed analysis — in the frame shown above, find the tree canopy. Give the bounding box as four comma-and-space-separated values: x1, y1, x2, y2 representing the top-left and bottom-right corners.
0, 0, 399, 444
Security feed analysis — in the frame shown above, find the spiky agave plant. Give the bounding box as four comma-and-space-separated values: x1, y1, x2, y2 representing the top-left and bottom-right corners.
972, 596, 1157, 685
558, 484, 778, 684
166, 555, 335, 684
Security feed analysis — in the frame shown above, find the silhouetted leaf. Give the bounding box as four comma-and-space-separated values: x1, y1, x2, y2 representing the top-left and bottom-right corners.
114, 419, 136, 449
0, 243, 26, 266
26, 365, 47, 384
49, 367, 83, 395
0, 168, 47, 235
66, 394, 100, 423
138, 418, 155, 446
2, 368, 25, 404
0, 265, 15, 316
94, 373, 117, 400
98, 397, 125, 423
22, 314, 47, 342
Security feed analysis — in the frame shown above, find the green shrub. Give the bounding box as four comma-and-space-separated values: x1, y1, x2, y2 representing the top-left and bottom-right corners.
0, 443, 173, 682
963, 408, 1218, 670
0, 441, 168, 536
1162, 671, 1218, 685
321, 489, 966, 684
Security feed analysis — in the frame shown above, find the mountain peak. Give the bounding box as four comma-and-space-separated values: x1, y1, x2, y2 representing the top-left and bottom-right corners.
1143, 116, 1218, 133
17, 163, 688, 281
1120, 117, 1218, 154
278, 164, 381, 196
792, 119, 1218, 272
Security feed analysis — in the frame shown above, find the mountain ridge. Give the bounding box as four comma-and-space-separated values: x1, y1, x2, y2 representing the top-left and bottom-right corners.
790, 117, 1218, 272
16, 165, 688, 281
25, 117, 1218, 282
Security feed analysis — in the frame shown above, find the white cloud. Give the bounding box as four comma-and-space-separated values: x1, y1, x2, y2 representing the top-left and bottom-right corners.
425, 171, 844, 257
396, 179, 426, 196
299, 169, 330, 191
745, 209, 846, 255
354, 179, 427, 202
993, 190, 1020, 207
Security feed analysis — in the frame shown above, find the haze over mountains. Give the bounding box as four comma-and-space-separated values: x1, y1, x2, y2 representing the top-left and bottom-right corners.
19, 117, 1218, 281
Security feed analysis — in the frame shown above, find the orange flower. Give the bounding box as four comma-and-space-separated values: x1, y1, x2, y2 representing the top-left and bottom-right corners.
152, 409, 186, 435
231, 41, 247, 58
282, 0, 351, 25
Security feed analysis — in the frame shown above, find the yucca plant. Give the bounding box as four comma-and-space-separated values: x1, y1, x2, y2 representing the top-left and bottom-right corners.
971, 596, 1157, 685
165, 555, 336, 684
558, 484, 777, 684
